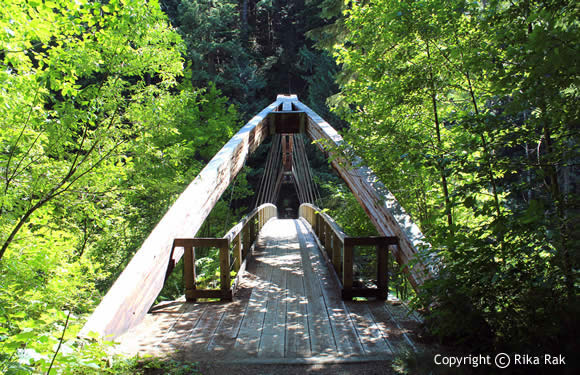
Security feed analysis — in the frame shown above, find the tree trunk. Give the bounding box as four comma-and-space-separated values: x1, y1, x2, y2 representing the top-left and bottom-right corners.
426, 40, 454, 233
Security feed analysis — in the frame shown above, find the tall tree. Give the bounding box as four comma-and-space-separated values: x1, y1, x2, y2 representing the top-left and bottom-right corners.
328, 0, 578, 350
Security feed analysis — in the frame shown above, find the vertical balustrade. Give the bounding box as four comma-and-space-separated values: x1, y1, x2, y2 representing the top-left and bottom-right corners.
233, 234, 242, 271
242, 225, 250, 259
377, 241, 389, 300
183, 241, 196, 301
299, 203, 397, 301
171, 203, 277, 302
342, 239, 354, 300
219, 240, 231, 297
332, 232, 341, 276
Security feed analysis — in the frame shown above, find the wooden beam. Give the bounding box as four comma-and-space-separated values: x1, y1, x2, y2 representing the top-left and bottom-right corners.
292, 98, 433, 290
377, 244, 389, 300
183, 244, 196, 301
186, 289, 233, 300
343, 242, 354, 299
219, 241, 230, 294
81, 99, 281, 339
341, 287, 388, 300
343, 237, 398, 246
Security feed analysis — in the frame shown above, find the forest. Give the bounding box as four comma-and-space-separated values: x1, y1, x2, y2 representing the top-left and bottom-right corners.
0, 0, 577, 374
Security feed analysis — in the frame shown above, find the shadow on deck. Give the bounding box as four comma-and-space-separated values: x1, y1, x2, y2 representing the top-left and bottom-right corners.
116, 219, 421, 364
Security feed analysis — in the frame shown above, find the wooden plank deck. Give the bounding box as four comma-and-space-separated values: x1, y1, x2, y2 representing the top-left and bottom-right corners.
116, 219, 420, 363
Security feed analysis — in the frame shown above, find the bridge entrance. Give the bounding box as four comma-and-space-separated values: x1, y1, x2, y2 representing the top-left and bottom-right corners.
116, 218, 419, 362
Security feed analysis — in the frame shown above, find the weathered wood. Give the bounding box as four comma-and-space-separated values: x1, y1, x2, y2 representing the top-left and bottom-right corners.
377, 244, 389, 300
184, 245, 196, 300
230, 257, 247, 295
367, 302, 415, 353
250, 217, 256, 244
282, 98, 293, 111
343, 243, 354, 299
179, 204, 277, 301
300, 203, 393, 300
324, 221, 332, 256
343, 236, 398, 246
175, 238, 229, 248
242, 225, 250, 259
290, 97, 432, 289
207, 299, 248, 356
235, 237, 276, 355
258, 239, 287, 358
332, 233, 342, 277
186, 289, 233, 300
82, 99, 281, 338
300, 203, 346, 243
117, 218, 419, 360
296, 220, 364, 357
296, 223, 338, 356
219, 242, 230, 294
345, 301, 393, 355
284, 259, 311, 358
181, 303, 227, 353
233, 234, 242, 271
156, 303, 207, 353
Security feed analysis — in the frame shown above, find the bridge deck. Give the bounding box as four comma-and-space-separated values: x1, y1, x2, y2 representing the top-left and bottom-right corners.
116, 219, 420, 363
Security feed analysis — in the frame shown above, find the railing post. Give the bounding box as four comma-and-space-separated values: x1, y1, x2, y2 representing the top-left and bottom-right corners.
314, 211, 319, 236
377, 241, 389, 300
220, 241, 232, 300
233, 234, 242, 271
250, 217, 256, 245
332, 235, 342, 276
324, 221, 332, 255
319, 215, 325, 245
242, 225, 250, 258
184, 244, 196, 302
342, 239, 353, 300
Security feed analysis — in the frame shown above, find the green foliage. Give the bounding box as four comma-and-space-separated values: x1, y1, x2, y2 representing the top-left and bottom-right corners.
329, 0, 579, 352
0, 0, 241, 372
162, 0, 344, 122
319, 180, 377, 237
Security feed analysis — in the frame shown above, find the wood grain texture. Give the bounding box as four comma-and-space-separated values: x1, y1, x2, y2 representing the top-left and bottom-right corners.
292, 99, 433, 289
116, 218, 418, 361
84, 93, 429, 341
82, 99, 281, 339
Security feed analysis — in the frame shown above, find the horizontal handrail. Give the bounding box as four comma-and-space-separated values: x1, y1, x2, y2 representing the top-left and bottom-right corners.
223, 203, 277, 243
170, 203, 278, 301
299, 203, 346, 242
299, 203, 397, 300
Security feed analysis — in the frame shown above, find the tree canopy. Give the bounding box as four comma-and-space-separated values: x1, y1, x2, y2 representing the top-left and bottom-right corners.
0, 0, 577, 372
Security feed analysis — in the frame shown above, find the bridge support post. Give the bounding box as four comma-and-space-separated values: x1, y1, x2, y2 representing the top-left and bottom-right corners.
183, 244, 196, 302
243, 226, 250, 259
324, 221, 332, 257
342, 240, 354, 300
250, 218, 256, 246
332, 234, 342, 277
219, 242, 231, 300
377, 242, 389, 300
233, 234, 242, 271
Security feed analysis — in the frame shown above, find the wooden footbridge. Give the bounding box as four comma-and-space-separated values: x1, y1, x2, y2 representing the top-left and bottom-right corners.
82, 95, 432, 362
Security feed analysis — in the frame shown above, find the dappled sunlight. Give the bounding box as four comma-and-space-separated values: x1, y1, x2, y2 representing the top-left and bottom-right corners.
116, 218, 418, 361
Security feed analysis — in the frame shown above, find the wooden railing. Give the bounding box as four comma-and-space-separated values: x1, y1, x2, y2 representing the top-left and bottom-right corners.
299, 203, 398, 300
168, 203, 277, 302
